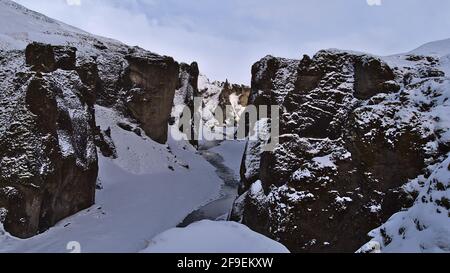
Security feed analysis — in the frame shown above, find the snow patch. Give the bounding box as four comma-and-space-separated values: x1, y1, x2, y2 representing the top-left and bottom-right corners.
141, 220, 290, 253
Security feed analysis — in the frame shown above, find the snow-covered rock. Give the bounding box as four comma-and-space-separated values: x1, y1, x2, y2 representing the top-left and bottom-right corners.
0, 45, 98, 238
141, 220, 290, 253
233, 45, 450, 252
198, 74, 250, 128
360, 155, 450, 253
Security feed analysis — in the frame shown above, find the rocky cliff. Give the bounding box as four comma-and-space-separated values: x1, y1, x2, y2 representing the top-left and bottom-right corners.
172, 62, 200, 146
121, 49, 179, 144
172, 71, 250, 142
198, 75, 250, 129
0, 44, 98, 238
0, 1, 181, 237
232, 50, 450, 252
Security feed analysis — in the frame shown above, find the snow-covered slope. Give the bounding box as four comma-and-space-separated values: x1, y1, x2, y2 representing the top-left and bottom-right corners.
0, 0, 124, 52
360, 155, 450, 253
141, 220, 290, 253
359, 42, 450, 253
407, 38, 450, 77
0, 106, 224, 253
410, 38, 450, 57
199, 74, 224, 128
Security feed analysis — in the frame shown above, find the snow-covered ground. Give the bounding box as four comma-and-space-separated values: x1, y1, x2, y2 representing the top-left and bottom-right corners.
409, 38, 450, 57
0, 106, 224, 253
142, 220, 290, 253
209, 141, 246, 178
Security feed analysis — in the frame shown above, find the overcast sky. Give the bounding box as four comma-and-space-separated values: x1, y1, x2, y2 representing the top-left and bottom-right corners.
14, 0, 450, 84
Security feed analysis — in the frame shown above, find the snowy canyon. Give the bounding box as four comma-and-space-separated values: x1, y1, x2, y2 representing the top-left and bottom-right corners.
0, 0, 449, 253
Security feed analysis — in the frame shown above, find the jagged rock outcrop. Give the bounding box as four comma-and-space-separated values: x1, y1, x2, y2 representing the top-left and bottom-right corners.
0, 46, 98, 238
172, 62, 200, 145
198, 75, 250, 128
94, 127, 117, 159
217, 80, 251, 126
121, 49, 179, 144
172, 70, 250, 142
232, 50, 450, 252
25, 42, 77, 73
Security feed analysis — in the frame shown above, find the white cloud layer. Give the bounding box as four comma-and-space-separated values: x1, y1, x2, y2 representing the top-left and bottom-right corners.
13, 0, 450, 84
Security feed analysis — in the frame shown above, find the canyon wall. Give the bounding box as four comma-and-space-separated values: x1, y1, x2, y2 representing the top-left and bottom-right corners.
232, 50, 450, 252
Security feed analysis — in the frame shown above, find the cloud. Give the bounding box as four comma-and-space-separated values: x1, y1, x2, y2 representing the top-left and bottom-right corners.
367, 0, 382, 6
66, 0, 81, 6
13, 0, 450, 84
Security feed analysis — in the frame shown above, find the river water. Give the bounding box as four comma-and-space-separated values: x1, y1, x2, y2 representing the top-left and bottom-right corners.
177, 141, 240, 227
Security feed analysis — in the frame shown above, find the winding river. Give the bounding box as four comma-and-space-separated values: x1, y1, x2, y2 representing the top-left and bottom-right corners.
177, 141, 240, 227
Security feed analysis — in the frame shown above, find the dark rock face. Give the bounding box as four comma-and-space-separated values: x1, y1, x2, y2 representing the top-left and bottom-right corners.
25, 42, 77, 72
179, 62, 200, 100
353, 56, 397, 99
232, 50, 449, 252
76, 58, 102, 105
176, 62, 200, 116
0, 49, 97, 238
174, 62, 200, 146
94, 127, 117, 159
122, 50, 179, 144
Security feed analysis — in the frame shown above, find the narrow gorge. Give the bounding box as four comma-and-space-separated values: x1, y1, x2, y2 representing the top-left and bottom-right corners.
0, 0, 449, 254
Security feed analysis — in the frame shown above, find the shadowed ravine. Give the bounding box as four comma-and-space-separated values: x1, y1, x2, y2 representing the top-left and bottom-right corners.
177, 141, 240, 227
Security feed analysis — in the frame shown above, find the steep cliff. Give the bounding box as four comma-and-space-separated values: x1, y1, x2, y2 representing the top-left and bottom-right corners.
0, 45, 98, 238
0, 0, 180, 238
232, 49, 450, 252
121, 49, 179, 144
172, 62, 200, 146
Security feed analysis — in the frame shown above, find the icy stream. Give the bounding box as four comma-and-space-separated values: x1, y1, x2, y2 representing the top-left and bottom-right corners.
177, 141, 240, 227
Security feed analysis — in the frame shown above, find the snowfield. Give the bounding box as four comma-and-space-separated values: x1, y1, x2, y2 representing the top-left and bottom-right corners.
209, 140, 247, 176
141, 220, 290, 253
